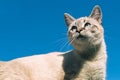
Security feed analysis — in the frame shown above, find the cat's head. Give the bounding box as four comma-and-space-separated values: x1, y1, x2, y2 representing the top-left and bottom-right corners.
64, 5, 104, 52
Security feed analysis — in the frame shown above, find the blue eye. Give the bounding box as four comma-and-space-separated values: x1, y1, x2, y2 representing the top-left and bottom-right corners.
84, 22, 91, 27
71, 26, 77, 30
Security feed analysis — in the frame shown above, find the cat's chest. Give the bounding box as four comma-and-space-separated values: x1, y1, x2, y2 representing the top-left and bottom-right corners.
63, 60, 105, 80
81, 61, 105, 77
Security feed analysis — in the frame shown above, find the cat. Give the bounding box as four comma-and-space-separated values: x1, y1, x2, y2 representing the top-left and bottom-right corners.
0, 5, 107, 80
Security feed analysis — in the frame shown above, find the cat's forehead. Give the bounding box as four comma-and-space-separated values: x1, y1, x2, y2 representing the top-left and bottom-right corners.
75, 17, 99, 25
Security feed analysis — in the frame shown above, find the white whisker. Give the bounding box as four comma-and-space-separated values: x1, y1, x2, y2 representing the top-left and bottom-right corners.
58, 36, 76, 51
59, 40, 70, 51
69, 37, 76, 45
52, 38, 68, 44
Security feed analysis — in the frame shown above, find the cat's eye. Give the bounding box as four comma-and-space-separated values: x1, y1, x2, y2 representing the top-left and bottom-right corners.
84, 22, 91, 27
71, 26, 77, 30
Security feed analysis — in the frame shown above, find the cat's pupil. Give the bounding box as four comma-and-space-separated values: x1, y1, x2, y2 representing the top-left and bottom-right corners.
71, 26, 77, 31
84, 22, 91, 27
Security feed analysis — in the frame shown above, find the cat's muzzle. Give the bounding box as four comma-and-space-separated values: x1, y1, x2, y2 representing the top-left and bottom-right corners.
77, 34, 86, 40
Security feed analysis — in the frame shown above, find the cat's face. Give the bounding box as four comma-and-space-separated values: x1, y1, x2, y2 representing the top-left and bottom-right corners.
64, 5, 104, 51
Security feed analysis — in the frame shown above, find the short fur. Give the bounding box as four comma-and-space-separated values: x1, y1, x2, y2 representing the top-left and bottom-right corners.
0, 5, 107, 80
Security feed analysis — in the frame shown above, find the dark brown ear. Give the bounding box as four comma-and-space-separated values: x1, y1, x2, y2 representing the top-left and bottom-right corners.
89, 5, 102, 24
64, 13, 75, 27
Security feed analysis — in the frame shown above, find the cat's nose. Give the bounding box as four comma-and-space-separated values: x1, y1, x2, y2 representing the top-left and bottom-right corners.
77, 27, 85, 33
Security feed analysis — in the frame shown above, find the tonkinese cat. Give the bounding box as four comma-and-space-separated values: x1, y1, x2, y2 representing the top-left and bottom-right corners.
0, 5, 107, 80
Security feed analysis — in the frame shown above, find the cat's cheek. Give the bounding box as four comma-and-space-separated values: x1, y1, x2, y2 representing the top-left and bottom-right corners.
90, 26, 99, 33
69, 30, 73, 33
68, 32, 73, 37
91, 30, 95, 33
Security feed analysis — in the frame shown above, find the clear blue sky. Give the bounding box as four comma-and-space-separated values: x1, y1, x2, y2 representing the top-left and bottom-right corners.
0, 0, 119, 80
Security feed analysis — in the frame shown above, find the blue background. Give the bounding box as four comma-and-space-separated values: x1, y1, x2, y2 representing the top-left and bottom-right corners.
0, 0, 119, 80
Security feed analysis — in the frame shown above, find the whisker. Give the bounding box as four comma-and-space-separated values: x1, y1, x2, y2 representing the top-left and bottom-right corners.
56, 39, 68, 50
58, 36, 76, 51
52, 38, 68, 44
49, 36, 69, 50
59, 40, 70, 51
69, 37, 75, 45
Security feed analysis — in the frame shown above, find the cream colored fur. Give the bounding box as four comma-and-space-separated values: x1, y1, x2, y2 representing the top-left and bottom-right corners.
0, 5, 107, 80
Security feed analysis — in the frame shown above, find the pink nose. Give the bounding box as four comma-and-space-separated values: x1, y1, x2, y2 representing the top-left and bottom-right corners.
77, 27, 85, 33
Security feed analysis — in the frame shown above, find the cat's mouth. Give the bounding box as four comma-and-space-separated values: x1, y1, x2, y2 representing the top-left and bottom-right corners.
77, 34, 86, 39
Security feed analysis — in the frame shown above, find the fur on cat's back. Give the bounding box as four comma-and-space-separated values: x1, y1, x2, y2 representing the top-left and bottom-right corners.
0, 52, 65, 80
0, 5, 107, 80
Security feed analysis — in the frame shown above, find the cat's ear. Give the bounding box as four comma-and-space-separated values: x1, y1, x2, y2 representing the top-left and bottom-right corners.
89, 5, 102, 24
64, 13, 75, 27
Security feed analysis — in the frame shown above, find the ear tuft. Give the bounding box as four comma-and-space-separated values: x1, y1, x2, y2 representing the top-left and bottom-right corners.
64, 13, 75, 27
90, 5, 102, 24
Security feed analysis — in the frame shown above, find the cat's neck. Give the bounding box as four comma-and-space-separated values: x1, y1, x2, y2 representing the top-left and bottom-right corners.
72, 40, 107, 61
